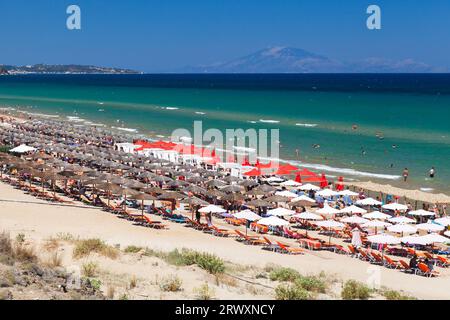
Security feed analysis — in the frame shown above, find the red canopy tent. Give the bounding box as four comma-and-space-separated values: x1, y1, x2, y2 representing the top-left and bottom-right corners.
243, 168, 261, 177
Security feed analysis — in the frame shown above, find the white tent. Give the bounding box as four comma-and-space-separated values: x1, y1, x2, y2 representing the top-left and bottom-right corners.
408, 209, 435, 217
199, 205, 227, 214
316, 203, 340, 215
363, 211, 391, 220
298, 183, 320, 191
416, 222, 445, 232
341, 216, 369, 225
10, 144, 37, 153
293, 212, 323, 221
388, 216, 416, 224
387, 224, 417, 234
339, 205, 367, 215
233, 210, 261, 221
367, 234, 401, 245
316, 189, 338, 198
267, 207, 295, 217
356, 198, 382, 206
338, 190, 359, 197
434, 217, 450, 226
258, 216, 289, 226
382, 203, 408, 211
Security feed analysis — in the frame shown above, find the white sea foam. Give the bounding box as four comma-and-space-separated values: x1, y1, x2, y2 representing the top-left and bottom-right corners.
248, 121, 257, 124
164, 107, 179, 110
259, 119, 280, 123
295, 123, 318, 127
111, 126, 138, 133
420, 188, 434, 192
195, 112, 206, 115
20, 111, 59, 118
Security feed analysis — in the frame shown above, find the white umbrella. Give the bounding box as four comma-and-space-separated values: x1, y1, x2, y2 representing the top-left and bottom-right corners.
290, 195, 315, 203
298, 183, 320, 191
400, 235, 427, 245
233, 210, 261, 221
363, 220, 392, 228
356, 198, 382, 206
293, 212, 323, 221
419, 234, 450, 244
367, 234, 401, 245
275, 190, 298, 198
338, 190, 359, 196
416, 222, 445, 232
315, 220, 345, 229
444, 231, 450, 238
280, 180, 301, 187
316, 189, 338, 198
266, 176, 284, 183
434, 217, 450, 226
382, 203, 408, 211
316, 203, 340, 215
363, 211, 391, 220
341, 216, 369, 225
10, 144, 37, 153
267, 207, 295, 217
339, 205, 367, 215
258, 216, 289, 227
388, 216, 416, 224
387, 224, 417, 234
408, 209, 435, 217
199, 205, 227, 214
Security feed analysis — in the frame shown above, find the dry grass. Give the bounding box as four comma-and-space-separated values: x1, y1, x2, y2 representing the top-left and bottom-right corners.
194, 282, 215, 300
45, 252, 63, 268
43, 238, 60, 252
215, 274, 238, 287
82, 261, 99, 277
73, 238, 118, 259
106, 285, 115, 299
129, 275, 137, 289
160, 275, 183, 292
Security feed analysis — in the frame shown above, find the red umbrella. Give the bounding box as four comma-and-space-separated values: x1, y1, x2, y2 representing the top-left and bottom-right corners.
244, 168, 261, 177
297, 168, 316, 177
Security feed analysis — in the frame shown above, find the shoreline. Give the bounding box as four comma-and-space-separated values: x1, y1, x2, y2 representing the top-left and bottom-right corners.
1, 108, 449, 202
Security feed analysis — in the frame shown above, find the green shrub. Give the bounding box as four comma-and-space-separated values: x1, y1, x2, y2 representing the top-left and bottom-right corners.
82, 262, 98, 277
382, 290, 416, 300
295, 275, 327, 293
269, 267, 300, 282
194, 282, 215, 300
88, 278, 102, 291
275, 283, 310, 300
341, 280, 372, 300
195, 253, 225, 274
160, 275, 183, 292
73, 238, 118, 259
124, 245, 143, 253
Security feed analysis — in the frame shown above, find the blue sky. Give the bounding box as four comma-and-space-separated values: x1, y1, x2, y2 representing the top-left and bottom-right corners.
0, 0, 448, 72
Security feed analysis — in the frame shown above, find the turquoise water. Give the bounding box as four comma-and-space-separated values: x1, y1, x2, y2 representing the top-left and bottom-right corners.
0, 74, 449, 193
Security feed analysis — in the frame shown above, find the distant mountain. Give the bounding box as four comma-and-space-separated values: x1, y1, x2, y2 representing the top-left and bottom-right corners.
0, 64, 141, 75
183, 47, 444, 73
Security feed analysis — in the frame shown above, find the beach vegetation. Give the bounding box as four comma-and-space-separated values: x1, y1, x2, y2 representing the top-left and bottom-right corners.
0, 232, 14, 265
15, 233, 25, 244
294, 275, 327, 293
381, 289, 416, 300
269, 267, 300, 282
106, 285, 115, 299
13, 243, 37, 263
46, 252, 62, 268
119, 294, 129, 300
129, 275, 137, 289
275, 283, 311, 300
73, 238, 118, 259
87, 278, 102, 291
194, 282, 215, 300
160, 275, 183, 292
124, 245, 143, 253
82, 261, 98, 277
341, 280, 372, 300
55, 232, 75, 241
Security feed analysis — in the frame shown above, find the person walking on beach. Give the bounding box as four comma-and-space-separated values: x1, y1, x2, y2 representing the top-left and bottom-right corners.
402, 168, 409, 182
429, 167, 435, 178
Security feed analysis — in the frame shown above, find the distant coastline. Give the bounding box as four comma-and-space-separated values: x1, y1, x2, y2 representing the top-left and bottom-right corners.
0, 64, 142, 75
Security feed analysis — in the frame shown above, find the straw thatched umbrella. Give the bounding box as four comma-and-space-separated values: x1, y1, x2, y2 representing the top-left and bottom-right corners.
130, 192, 157, 215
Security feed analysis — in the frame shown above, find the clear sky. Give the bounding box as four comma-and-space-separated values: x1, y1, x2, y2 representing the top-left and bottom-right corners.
0, 0, 449, 72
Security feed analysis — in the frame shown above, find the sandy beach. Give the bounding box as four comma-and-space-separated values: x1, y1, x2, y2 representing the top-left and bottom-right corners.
1, 181, 449, 300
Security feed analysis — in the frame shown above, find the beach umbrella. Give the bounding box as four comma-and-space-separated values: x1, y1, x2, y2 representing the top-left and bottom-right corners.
9, 144, 37, 153
382, 203, 408, 212
363, 211, 391, 220
158, 191, 186, 200
362, 220, 391, 234
290, 195, 315, 203
419, 234, 450, 245
387, 224, 417, 235
356, 198, 382, 206
198, 204, 227, 214
275, 190, 299, 198
280, 180, 301, 187
221, 193, 246, 202
221, 185, 244, 193
338, 190, 359, 196
130, 192, 157, 215
254, 184, 277, 193
416, 222, 445, 232
246, 199, 272, 208
400, 235, 428, 246
315, 220, 345, 229
258, 216, 289, 227
293, 212, 323, 221
367, 234, 400, 260
180, 196, 209, 206
316, 189, 339, 198
316, 203, 340, 216
264, 195, 291, 203
245, 189, 267, 196
339, 205, 367, 215
233, 209, 262, 235
388, 216, 416, 224
434, 217, 450, 226
239, 179, 258, 187
206, 180, 227, 188
341, 216, 369, 225
298, 183, 320, 191
141, 186, 164, 194
444, 231, 450, 238
408, 209, 435, 217
267, 207, 295, 217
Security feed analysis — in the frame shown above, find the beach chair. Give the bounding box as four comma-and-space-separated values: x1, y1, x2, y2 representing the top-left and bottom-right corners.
417, 262, 440, 277
234, 230, 266, 245
263, 236, 280, 252
211, 226, 235, 237
370, 252, 384, 265
275, 241, 304, 255
347, 245, 358, 258
398, 260, 413, 273
142, 215, 167, 229
383, 256, 400, 269
436, 256, 450, 268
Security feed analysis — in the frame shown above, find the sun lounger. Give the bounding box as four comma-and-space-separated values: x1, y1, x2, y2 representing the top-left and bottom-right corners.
234, 230, 266, 245
417, 262, 439, 277
263, 236, 280, 252
211, 226, 235, 237
436, 255, 450, 268
398, 259, 413, 273
275, 241, 304, 255
383, 256, 400, 269
142, 215, 167, 229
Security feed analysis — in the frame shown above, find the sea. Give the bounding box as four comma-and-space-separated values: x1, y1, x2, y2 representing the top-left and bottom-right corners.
0, 74, 449, 193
